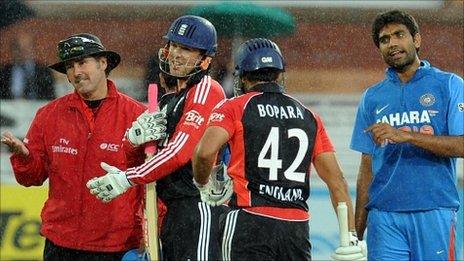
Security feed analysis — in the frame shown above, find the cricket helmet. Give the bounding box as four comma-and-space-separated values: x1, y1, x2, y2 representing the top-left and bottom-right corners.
234, 38, 285, 77
163, 15, 217, 57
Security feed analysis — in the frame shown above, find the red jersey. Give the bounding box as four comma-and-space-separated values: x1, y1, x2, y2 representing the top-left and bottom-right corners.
207, 83, 334, 221
125, 76, 226, 200
10, 80, 146, 251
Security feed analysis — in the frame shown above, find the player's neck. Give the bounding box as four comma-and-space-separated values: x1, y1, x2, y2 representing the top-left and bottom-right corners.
396, 57, 420, 83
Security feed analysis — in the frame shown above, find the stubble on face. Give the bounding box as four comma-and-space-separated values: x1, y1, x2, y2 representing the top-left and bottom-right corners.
167, 44, 202, 77
379, 24, 419, 72
382, 43, 416, 72
67, 58, 107, 100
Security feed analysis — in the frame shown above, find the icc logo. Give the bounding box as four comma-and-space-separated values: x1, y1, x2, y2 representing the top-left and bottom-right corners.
100, 143, 119, 152
261, 57, 273, 63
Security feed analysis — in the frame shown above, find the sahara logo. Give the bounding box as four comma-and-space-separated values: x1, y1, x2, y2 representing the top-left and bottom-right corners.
376, 110, 431, 127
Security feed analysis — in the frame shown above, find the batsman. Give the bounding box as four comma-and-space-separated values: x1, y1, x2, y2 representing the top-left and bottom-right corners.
87, 15, 229, 260
192, 38, 367, 260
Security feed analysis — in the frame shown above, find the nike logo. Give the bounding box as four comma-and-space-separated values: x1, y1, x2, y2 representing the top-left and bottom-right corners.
436, 250, 444, 254
376, 104, 389, 114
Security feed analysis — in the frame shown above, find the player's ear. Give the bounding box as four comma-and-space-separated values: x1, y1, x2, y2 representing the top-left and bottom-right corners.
199, 57, 212, 70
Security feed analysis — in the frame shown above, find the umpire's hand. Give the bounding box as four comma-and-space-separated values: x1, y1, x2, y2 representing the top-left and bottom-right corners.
1, 131, 29, 156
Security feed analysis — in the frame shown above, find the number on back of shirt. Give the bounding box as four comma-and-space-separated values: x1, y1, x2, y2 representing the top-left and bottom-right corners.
258, 127, 308, 183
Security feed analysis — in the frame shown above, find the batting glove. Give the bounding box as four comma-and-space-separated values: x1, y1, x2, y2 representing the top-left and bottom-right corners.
127, 109, 167, 146
86, 162, 133, 203
194, 164, 233, 206
331, 232, 367, 261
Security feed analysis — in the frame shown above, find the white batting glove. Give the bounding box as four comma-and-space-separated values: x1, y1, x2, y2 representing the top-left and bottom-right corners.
127, 109, 167, 146
194, 164, 233, 206
331, 232, 367, 261
86, 162, 133, 203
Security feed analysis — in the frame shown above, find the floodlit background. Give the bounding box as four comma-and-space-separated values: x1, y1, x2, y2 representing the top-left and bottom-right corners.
0, 1, 462, 260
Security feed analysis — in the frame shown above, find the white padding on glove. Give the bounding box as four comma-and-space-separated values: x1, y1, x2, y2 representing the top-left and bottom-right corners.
332, 232, 367, 261
127, 109, 167, 146
194, 164, 233, 206
86, 162, 133, 203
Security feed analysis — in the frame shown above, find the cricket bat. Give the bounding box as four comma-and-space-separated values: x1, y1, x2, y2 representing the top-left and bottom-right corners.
337, 202, 350, 247
145, 84, 159, 260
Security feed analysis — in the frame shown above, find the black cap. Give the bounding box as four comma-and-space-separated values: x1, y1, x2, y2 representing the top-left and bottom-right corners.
49, 33, 121, 74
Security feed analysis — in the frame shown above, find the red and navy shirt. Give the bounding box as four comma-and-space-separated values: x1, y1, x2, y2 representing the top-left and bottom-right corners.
126, 75, 226, 201
208, 83, 334, 221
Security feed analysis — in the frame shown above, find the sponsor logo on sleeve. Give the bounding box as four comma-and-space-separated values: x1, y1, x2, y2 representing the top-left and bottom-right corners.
208, 112, 225, 123
183, 110, 205, 129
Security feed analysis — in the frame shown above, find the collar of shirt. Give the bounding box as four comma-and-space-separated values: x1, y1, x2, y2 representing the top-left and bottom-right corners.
386, 60, 431, 83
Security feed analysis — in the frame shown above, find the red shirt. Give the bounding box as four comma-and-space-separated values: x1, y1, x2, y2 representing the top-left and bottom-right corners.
126, 76, 226, 184
11, 80, 146, 251
207, 83, 334, 221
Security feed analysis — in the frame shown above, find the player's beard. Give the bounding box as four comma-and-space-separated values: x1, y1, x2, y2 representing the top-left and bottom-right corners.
383, 45, 417, 73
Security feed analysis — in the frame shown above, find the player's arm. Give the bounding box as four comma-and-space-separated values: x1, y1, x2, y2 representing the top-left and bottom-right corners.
313, 152, 355, 231
407, 134, 463, 157
355, 153, 372, 240
367, 123, 464, 157
407, 74, 464, 157
193, 126, 229, 185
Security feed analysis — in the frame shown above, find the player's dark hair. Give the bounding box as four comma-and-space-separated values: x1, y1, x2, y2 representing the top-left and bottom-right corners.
161, 71, 178, 91
372, 10, 419, 49
242, 68, 281, 83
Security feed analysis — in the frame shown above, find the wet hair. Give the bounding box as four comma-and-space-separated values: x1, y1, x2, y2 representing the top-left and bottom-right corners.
372, 10, 419, 48
242, 68, 281, 83
161, 71, 178, 91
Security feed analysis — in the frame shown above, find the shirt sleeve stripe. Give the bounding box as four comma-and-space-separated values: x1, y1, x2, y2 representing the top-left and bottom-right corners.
126, 132, 189, 179
193, 77, 206, 103
200, 76, 212, 105
194, 76, 211, 105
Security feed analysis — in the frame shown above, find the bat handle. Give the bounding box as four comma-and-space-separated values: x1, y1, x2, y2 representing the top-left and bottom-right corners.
337, 202, 350, 247
145, 84, 158, 156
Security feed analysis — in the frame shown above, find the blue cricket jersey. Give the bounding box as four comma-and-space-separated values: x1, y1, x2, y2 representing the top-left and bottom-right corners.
350, 61, 463, 211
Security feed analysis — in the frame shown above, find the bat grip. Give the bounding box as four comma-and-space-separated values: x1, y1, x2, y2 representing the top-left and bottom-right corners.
337, 202, 350, 247
145, 84, 158, 156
